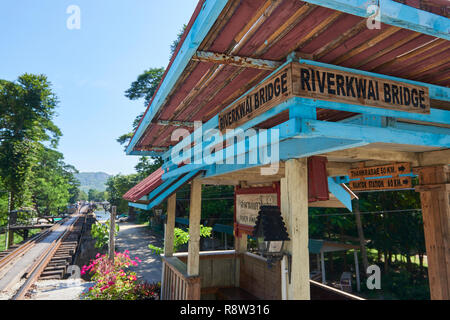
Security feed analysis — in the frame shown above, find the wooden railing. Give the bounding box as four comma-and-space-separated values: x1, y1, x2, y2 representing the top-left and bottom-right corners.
161, 256, 200, 300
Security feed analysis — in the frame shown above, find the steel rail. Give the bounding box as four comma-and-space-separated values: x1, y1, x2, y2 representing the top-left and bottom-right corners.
11, 213, 82, 300
0, 216, 70, 272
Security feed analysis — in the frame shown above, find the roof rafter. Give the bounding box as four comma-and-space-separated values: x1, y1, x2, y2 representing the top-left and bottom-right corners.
192, 51, 282, 70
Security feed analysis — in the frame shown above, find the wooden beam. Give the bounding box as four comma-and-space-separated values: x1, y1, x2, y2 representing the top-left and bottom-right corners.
353, 32, 422, 69
281, 158, 310, 300
193, 51, 282, 71
419, 149, 450, 166
323, 147, 420, 166
415, 165, 450, 300
332, 26, 400, 65
289, 11, 343, 56
313, 19, 368, 60
254, 3, 316, 57
372, 38, 448, 73
187, 178, 202, 277
230, 0, 282, 54
157, 120, 195, 127
164, 194, 177, 257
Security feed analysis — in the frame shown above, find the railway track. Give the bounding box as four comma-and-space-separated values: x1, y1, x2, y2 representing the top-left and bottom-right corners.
0, 205, 90, 300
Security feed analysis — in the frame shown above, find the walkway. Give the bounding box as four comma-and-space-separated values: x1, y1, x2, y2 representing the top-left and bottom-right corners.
115, 222, 163, 285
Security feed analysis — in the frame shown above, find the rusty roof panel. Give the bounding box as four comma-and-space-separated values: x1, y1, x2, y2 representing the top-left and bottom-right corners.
123, 167, 164, 202
132, 0, 450, 152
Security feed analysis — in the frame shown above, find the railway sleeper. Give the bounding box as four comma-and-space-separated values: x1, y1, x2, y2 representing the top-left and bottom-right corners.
40, 270, 65, 279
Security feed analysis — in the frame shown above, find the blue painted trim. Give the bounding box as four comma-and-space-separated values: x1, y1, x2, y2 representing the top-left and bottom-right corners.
301, 0, 450, 41
175, 217, 189, 226
126, 0, 229, 155
296, 97, 450, 125
339, 114, 450, 135
147, 169, 203, 210
128, 150, 165, 157
213, 224, 234, 235
204, 137, 368, 178
301, 119, 450, 148
147, 176, 178, 202
128, 202, 150, 211
328, 177, 352, 211
163, 164, 211, 180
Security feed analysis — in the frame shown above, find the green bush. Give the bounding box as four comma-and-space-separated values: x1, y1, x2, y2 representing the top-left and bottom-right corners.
148, 225, 212, 255
91, 220, 119, 249
382, 270, 430, 300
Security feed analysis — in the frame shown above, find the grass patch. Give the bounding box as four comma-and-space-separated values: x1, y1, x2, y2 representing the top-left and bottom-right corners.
0, 230, 40, 252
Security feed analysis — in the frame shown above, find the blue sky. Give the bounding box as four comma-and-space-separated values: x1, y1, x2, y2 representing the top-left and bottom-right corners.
0, 0, 198, 175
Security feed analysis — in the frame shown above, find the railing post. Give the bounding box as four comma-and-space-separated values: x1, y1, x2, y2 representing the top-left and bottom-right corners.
186, 277, 201, 300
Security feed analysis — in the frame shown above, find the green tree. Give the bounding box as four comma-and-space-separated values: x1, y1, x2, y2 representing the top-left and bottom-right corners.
78, 190, 88, 201
106, 174, 141, 213
30, 147, 75, 216
88, 189, 107, 202
0, 74, 61, 212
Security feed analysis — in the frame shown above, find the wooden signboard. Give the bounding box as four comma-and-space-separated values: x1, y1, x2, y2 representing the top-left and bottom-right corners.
293, 62, 430, 114
234, 184, 280, 236
349, 176, 412, 191
349, 163, 411, 179
348, 162, 413, 192
219, 66, 293, 132
218, 63, 430, 132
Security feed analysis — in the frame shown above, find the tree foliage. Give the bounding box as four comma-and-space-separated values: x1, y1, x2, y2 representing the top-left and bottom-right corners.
0, 74, 79, 222
31, 147, 79, 215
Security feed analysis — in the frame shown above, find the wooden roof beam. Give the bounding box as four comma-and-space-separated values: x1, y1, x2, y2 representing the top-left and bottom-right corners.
418, 149, 450, 166
156, 120, 195, 127
192, 51, 282, 71
323, 147, 421, 166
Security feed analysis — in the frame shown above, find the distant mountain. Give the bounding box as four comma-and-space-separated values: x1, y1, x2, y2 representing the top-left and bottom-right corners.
75, 172, 111, 193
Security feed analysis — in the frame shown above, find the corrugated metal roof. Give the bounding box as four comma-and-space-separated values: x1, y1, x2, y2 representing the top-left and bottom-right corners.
130, 0, 450, 153
122, 167, 164, 202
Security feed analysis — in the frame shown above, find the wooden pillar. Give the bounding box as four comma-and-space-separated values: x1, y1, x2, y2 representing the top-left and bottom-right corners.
415, 165, 450, 300
234, 231, 248, 287
280, 158, 310, 300
187, 178, 202, 276
235, 234, 247, 253
164, 194, 177, 257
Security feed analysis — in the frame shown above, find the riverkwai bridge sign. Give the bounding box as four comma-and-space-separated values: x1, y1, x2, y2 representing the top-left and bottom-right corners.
123, 0, 450, 301
219, 63, 430, 131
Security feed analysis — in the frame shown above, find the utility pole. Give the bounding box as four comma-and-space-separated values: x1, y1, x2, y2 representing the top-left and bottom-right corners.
353, 199, 369, 273
109, 206, 116, 262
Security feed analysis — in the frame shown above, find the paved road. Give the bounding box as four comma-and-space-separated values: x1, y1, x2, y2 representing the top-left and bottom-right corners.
115, 222, 163, 284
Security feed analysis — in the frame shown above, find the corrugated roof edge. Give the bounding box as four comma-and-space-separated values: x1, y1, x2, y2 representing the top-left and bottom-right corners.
126, 0, 229, 156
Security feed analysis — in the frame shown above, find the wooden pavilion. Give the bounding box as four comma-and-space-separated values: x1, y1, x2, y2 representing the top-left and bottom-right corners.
123, 0, 450, 300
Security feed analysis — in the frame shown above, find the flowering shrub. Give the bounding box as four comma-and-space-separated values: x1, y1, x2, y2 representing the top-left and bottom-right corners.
81, 251, 159, 300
